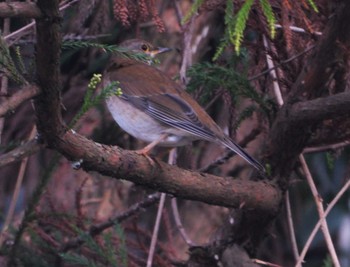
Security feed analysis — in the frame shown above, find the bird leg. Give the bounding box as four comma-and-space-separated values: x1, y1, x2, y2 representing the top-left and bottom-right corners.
136, 134, 169, 164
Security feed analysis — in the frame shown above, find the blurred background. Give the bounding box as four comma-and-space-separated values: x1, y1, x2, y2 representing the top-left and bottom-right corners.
0, 0, 349, 266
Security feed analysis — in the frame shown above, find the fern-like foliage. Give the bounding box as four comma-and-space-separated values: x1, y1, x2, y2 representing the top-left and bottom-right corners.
232, 0, 255, 54
213, 0, 234, 61
69, 74, 121, 128
60, 224, 128, 267
213, 0, 257, 58
326, 152, 335, 171
186, 59, 274, 127
62, 41, 151, 63
0, 36, 27, 84
184, 0, 294, 58
182, 0, 204, 23
307, 0, 319, 13
259, 0, 276, 39
233, 105, 257, 130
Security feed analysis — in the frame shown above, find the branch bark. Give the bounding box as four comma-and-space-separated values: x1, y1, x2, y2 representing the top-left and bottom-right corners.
0, 85, 40, 117
59, 130, 281, 211
0, 140, 42, 167
287, 91, 350, 123
0, 2, 41, 18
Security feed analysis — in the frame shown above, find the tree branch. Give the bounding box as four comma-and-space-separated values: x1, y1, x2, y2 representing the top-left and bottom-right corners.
0, 85, 40, 117
0, 2, 41, 18
34, 0, 65, 145
286, 91, 350, 123
0, 139, 42, 167
60, 193, 161, 253
57, 130, 281, 211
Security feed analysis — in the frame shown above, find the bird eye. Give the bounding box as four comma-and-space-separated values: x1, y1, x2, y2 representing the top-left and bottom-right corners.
141, 44, 149, 51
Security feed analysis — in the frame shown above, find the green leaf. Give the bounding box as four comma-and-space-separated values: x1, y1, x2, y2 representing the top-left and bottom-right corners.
326, 152, 335, 170
182, 0, 204, 24
69, 78, 120, 128
213, 37, 230, 61
232, 0, 254, 53
307, 0, 319, 13
62, 41, 151, 63
0, 36, 26, 84
60, 253, 92, 266
114, 224, 128, 267
259, 0, 276, 38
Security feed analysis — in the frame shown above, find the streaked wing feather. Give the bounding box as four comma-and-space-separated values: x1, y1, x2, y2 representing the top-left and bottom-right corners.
222, 138, 265, 173
121, 93, 217, 141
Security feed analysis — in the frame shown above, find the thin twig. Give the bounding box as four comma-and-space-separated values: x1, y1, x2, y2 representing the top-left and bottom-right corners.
295, 179, 350, 267
263, 35, 301, 263
0, 139, 42, 168
275, 24, 322, 36
60, 192, 161, 252
248, 45, 315, 82
0, 84, 40, 117
0, 2, 11, 142
298, 155, 340, 267
4, 0, 81, 44
262, 35, 283, 106
303, 141, 350, 154
147, 193, 166, 267
147, 148, 177, 267
0, 126, 36, 247
179, 15, 196, 84
173, 0, 184, 31
252, 258, 282, 267
171, 197, 196, 246
285, 191, 300, 261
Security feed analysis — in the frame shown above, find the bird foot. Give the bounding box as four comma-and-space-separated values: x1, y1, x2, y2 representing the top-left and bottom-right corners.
135, 148, 156, 166
135, 134, 169, 166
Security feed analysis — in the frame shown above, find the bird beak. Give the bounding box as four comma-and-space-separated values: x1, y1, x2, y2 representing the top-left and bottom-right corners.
150, 47, 172, 57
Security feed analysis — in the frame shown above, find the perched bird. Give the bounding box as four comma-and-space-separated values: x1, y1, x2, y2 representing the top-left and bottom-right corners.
103, 39, 264, 173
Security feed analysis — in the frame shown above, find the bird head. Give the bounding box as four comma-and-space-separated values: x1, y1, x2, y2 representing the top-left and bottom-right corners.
119, 39, 172, 58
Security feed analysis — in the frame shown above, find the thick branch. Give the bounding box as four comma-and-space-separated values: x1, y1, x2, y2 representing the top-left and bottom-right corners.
0, 2, 41, 18
0, 85, 40, 117
286, 91, 350, 123
34, 0, 65, 145
57, 130, 281, 212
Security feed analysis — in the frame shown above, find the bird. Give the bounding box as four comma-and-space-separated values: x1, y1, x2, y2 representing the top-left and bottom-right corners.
103, 39, 265, 173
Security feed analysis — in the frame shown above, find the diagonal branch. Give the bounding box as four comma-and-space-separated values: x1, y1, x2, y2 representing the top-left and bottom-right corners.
0, 139, 42, 167
0, 2, 41, 18
58, 130, 281, 211
0, 85, 40, 117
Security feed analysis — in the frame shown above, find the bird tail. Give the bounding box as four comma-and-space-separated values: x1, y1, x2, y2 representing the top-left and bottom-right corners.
221, 137, 265, 173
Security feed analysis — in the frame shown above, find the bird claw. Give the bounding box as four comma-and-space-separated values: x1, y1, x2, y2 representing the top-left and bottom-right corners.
135, 149, 156, 166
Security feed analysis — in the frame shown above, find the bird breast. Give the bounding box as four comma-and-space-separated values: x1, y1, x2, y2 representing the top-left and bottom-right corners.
106, 95, 195, 147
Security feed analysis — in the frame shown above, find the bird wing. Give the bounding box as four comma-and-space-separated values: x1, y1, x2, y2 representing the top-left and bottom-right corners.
106, 59, 265, 172
108, 60, 222, 141
121, 92, 218, 141
123, 92, 265, 173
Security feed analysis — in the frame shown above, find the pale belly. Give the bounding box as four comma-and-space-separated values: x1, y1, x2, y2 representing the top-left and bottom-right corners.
106, 96, 195, 147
